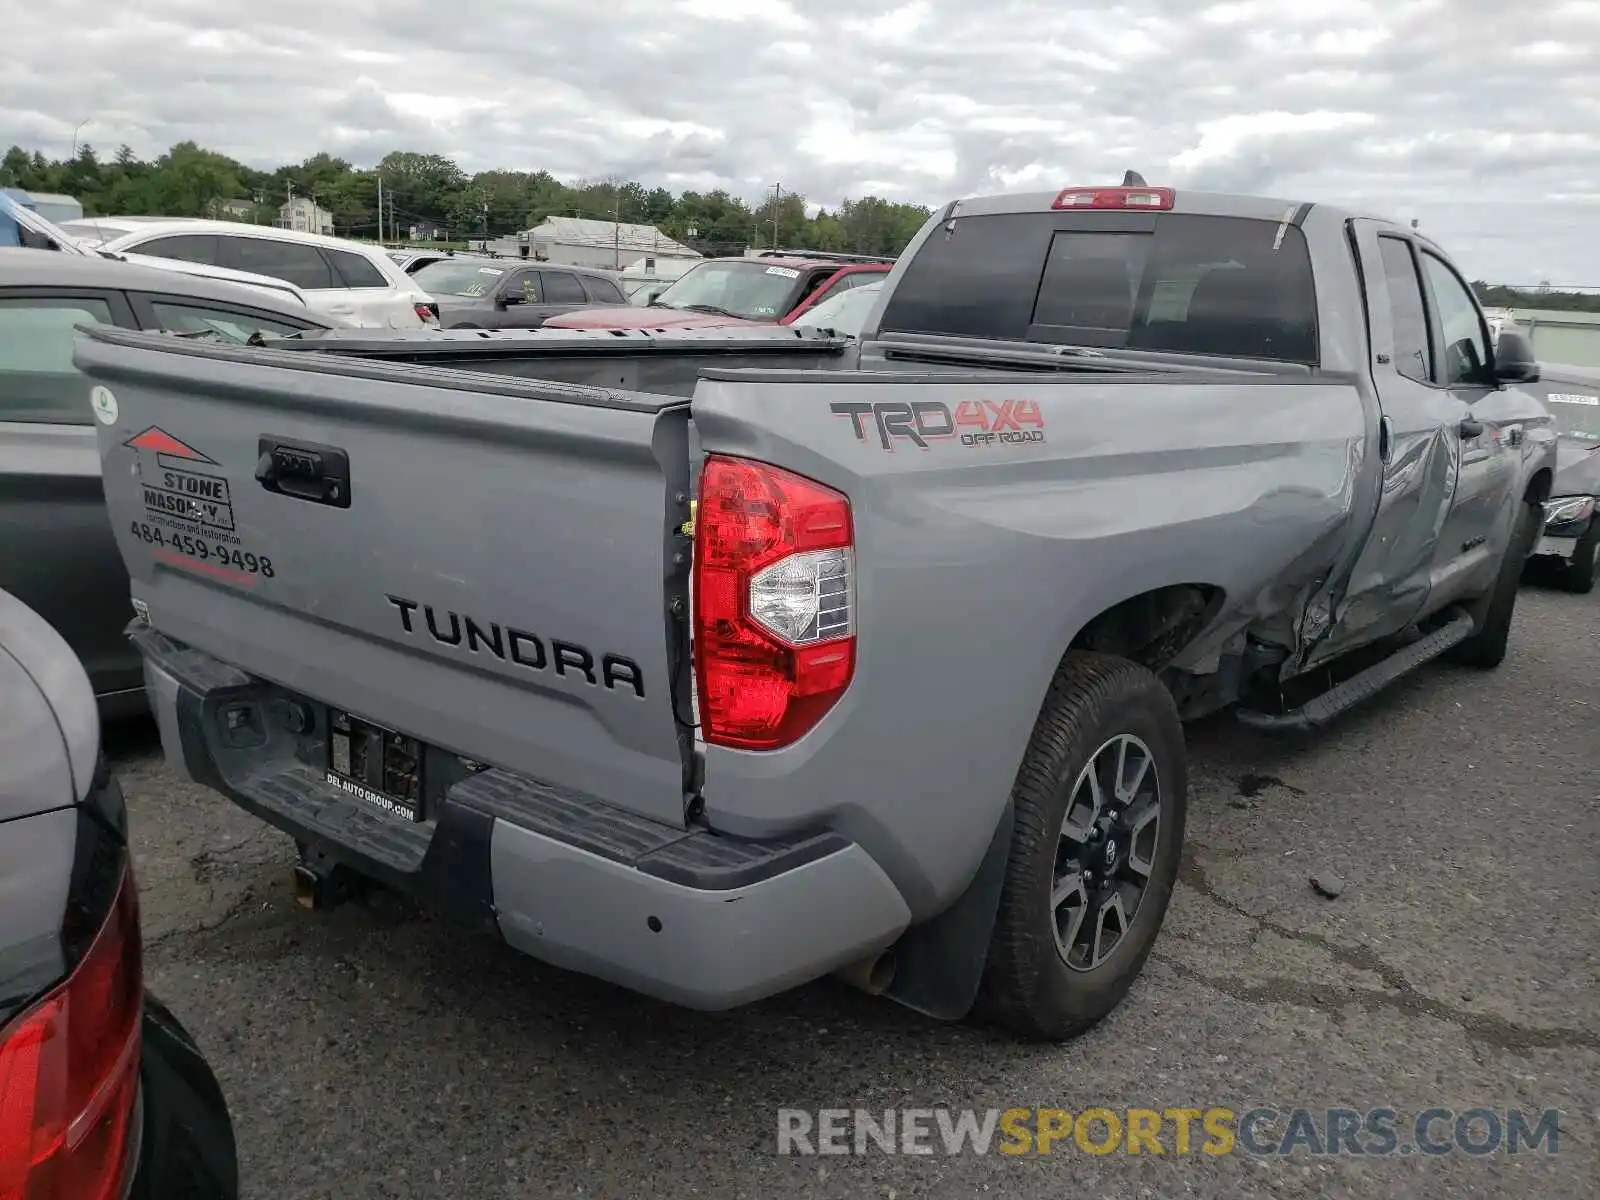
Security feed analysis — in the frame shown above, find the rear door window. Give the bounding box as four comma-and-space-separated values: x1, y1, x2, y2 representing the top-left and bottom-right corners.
0, 295, 116, 423
583, 276, 626, 304
134, 234, 221, 265
219, 237, 335, 289
540, 271, 588, 304
326, 248, 389, 289
880, 212, 1319, 364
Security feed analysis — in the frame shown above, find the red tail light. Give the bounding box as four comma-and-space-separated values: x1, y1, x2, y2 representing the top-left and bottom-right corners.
693, 455, 855, 750
415, 302, 440, 324
1051, 186, 1174, 211
0, 864, 142, 1200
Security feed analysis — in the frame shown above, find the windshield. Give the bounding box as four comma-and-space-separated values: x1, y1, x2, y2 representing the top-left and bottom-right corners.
0, 195, 90, 255
55, 220, 123, 245
651, 260, 802, 320
791, 283, 883, 336
411, 259, 506, 298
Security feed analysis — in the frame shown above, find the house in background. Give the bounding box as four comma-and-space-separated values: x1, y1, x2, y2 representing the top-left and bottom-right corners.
278, 196, 335, 235
489, 217, 700, 270
210, 198, 255, 221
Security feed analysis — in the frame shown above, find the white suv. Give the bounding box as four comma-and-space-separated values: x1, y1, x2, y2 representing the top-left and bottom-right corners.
92, 221, 437, 329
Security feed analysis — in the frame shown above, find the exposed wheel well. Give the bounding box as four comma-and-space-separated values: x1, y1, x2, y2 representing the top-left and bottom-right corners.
1524, 469, 1552, 506
1069, 584, 1224, 671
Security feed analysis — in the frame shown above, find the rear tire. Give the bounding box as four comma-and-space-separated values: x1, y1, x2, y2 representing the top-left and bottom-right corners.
1450, 500, 1541, 668
1551, 515, 1599, 595
975, 652, 1186, 1041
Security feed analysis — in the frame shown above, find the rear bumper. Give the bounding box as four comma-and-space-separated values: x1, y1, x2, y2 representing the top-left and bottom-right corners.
139, 630, 910, 1010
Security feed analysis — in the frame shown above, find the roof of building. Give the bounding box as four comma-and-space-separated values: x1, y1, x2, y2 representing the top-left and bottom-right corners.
20, 192, 82, 207
527, 217, 700, 258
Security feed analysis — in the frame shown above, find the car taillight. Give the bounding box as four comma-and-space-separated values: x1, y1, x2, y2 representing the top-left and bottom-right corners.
1051, 185, 1175, 210
416, 302, 439, 323
0, 864, 142, 1200
693, 454, 855, 750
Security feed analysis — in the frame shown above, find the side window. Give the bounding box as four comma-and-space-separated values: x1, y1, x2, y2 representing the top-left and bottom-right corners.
584, 276, 626, 304
1378, 237, 1431, 383
145, 300, 315, 343
540, 271, 587, 304
135, 234, 220, 265
506, 270, 540, 302
0, 297, 115, 424
326, 248, 389, 289
809, 272, 862, 305
1420, 252, 1489, 386
219, 237, 335, 289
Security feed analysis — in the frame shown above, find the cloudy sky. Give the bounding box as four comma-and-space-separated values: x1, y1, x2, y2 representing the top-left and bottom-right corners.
6, 0, 1599, 282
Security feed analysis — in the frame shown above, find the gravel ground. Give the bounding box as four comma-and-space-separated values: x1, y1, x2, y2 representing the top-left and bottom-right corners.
110, 586, 1598, 1200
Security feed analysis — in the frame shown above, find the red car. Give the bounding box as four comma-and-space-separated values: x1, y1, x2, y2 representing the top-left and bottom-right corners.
541, 250, 893, 331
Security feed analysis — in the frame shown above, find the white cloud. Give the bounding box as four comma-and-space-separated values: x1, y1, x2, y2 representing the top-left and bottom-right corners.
4, 0, 1599, 280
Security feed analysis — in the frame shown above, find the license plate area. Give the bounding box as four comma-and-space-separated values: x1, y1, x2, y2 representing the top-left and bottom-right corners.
326, 710, 425, 822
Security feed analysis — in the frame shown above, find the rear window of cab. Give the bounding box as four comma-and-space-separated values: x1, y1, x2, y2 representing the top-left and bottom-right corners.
879, 212, 1318, 365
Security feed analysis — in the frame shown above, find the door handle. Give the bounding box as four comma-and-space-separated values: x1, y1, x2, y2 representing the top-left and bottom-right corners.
1459, 416, 1484, 439
255, 436, 352, 508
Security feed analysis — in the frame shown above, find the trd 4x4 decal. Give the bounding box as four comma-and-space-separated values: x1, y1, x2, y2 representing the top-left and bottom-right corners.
831, 399, 1046, 450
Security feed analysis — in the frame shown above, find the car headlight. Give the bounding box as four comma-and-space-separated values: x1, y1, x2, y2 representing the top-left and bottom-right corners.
1544, 495, 1596, 528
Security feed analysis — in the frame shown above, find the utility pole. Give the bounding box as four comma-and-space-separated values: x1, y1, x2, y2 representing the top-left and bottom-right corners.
771, 182, 781, 249
376, 174, 384, 244
285, 181, 294, 230
612, 185, 622, 270
482, 196, 489, 251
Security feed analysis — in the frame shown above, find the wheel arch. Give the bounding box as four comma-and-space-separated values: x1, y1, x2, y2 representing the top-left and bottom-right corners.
1524, 467, 1552, 506
1066, 582, 1227, 672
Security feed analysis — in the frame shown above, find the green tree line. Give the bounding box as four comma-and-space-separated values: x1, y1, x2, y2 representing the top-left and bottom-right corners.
1, 141, 933, 260
5, 142, 1592, 306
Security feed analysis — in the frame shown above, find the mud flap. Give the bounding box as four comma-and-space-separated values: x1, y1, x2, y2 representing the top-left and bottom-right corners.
883, 801, 1014, 1021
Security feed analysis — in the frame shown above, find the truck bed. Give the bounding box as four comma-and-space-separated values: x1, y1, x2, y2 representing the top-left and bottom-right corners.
259, 324, 857, 393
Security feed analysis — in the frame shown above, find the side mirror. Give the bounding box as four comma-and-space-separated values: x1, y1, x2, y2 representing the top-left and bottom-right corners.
496, 293, 523, 309
1492, 328, 1540, 384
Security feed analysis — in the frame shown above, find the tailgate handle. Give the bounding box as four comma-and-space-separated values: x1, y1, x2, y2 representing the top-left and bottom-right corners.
255, 437, 352, 508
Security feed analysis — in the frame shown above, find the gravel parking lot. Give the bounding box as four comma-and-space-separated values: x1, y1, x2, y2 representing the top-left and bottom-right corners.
112, 587, 1597, 1200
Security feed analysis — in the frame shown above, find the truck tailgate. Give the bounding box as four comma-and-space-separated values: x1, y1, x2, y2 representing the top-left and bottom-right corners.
76, 326, 694, 826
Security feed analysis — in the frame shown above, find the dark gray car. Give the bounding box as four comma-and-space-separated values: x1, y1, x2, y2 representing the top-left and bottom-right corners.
412, 258, 629, 329
1519, 361, 1600, 591
0, 249, 329, 713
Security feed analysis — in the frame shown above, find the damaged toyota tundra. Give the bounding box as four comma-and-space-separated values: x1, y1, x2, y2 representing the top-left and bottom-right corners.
76, 183, 1556, 1041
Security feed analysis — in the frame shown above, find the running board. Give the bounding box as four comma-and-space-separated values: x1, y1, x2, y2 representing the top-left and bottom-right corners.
1236, 609, 1476, 733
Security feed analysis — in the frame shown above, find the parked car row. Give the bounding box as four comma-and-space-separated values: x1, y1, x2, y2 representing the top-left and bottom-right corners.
544, 249, 893, 332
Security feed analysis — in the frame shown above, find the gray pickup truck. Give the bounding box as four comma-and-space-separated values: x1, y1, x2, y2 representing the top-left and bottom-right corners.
75, 183, 1557, 1041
